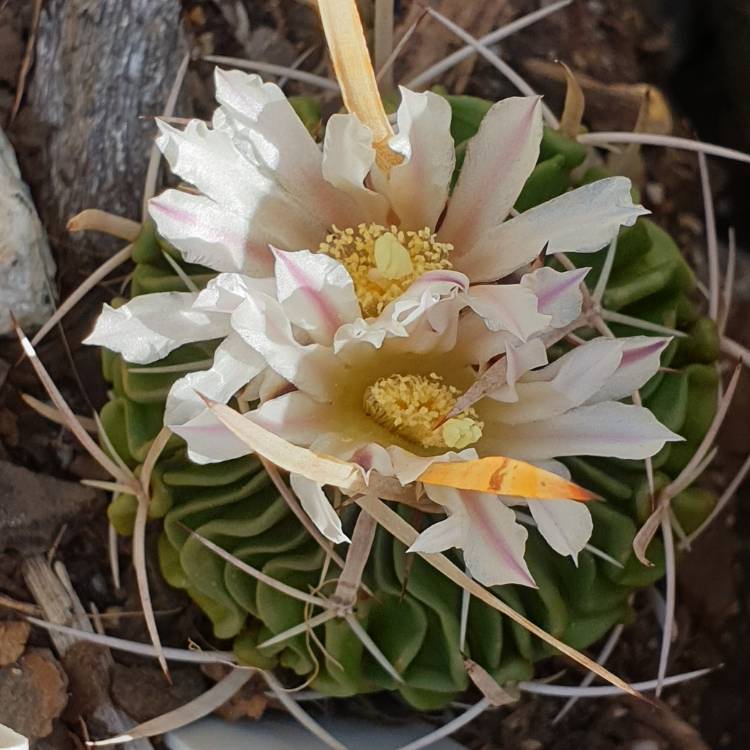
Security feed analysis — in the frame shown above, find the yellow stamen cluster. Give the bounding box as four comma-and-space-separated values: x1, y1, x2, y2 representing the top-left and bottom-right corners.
363, 373, 483, 450
319, 224, 453, 318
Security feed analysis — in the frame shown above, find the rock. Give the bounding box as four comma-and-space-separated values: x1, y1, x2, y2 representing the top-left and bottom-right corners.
0, 649, 69, 741
25, 0, 190, 263
0, 460, 104, 554
0, 620, 30, 666
34, 721, 76, 750
0, 128, 56, 335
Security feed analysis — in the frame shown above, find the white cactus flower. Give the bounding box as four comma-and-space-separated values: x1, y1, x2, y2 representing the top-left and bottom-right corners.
146, 69, 646, 342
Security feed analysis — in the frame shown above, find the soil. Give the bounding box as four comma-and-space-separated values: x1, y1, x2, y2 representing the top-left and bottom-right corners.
0, 1, 749, 748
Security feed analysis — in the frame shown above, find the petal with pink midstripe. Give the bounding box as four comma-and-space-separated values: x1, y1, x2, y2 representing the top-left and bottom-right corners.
440, 96, 542, 259
489, 338, 624, 424
214, 69, 359, 229
272, 248, 360, 345
585, 336, 670, 404
231, 293, 344, 401
482, 401, 682, 461
413, 485, 536, 588
149, 191, 275, 276
463, 177, 648, 283
521, 266, 589, 328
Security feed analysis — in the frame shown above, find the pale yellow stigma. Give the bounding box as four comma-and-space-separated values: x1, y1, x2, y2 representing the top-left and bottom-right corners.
374, 233, 413, 279
442, 417, 484, 450
319, 224, 453, 318
363, 373, 483, 450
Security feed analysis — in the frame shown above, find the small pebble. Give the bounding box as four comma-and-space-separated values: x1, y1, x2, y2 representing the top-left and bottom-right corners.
0, 621, 30, 667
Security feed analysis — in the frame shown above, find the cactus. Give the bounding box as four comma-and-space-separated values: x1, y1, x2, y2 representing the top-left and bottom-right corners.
98, 94, 718, 709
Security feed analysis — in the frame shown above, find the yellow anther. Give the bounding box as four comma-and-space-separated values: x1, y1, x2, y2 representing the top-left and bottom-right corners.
319, 224, 453, 318
363, 373, 483, 450
442, 417, 484, 450
374, 232, 414, 279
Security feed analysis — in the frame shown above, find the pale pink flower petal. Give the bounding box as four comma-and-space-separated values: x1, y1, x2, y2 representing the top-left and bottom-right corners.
440, 96, 543, 255
482, 401, 682, 461
192, 273, 276, 314
272, 248, 360, 345
374, 88, 455, 230
214, 69, 320, 170
170, 408, 253, 465
155, 120, 325, 249
528, 499, 593, 564
84, 292, 228, 365
414, 485, 536, 588
465, 283, 551, 340
451, 313, 515, 367
231, 294, 343, 401
522, 460, 592, 564
149, 191, 275, 276
383, 270, 470, 327
166, 333, 265, 426
213, 69, 358, 229
586, 336, 670, 404
243, 368, 291, 403
406, 515, 464, 553
322, 113, 389, 224
460, 177, 649, 283
521, 266, 589, 328
290, 473, 349, 544
332, 271, 469, 358
489, 338, 549, 403
332, 318, 389, 355
165, 334, 266, 464
250, 391, 341, 446
490, 338, 624, 424
309, 435, 395, 480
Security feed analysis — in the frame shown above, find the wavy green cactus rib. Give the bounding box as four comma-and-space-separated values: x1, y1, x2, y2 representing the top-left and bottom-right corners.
99, 94, 719, 710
